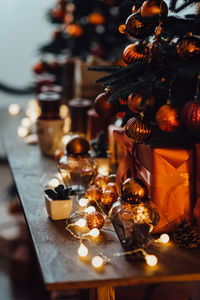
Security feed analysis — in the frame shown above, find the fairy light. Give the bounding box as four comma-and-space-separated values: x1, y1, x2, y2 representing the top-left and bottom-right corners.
88, 228, 100, 238
48, 178, 60, 188
60, 104, 69, 119
8, 104, 20, 116
78, 242, 88, 257
79, 198, 89, 207
75, 219, 86, 228
145, 255, 158, 267
85, 206, 96, 213
92, 256, 104, 268
159, 233, 170, 244
98, 166, 109, 176
62, 135, 71, 146
17, 126, 29, 138
21, 117, 32, 128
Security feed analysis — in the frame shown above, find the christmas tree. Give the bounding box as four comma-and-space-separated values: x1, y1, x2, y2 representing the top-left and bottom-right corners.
92, 0, 200, 146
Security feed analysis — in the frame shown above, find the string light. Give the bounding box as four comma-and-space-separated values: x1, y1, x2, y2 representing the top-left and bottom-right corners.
98, 166, 109, 176
88, 228, 100, 238
92, 256, 104, 268
21, 117, 32, 128
75, 219, 86, 228
159, 233, 170, 244
79, 198, 89, 207
48, 178, 60, 188
145, 255, 158, 267
85, 206, 96, 213
8, 104, 20, 116
78, 242, 88, 257
62, 135, 71, 146
17, 126, 29, 138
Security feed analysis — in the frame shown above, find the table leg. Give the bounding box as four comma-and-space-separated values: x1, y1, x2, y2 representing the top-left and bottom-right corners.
97, 285, 115, 300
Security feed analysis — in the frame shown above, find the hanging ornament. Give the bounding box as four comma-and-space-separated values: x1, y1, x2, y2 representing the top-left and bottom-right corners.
86, 212, 105, 229
101, 190, 117, 206
141, 0, 168, 18
123, 42, 149, 64
132, 5, 138, 14
118, 24, 126, 34
155, 103, 181, 132
88, 12, 105, 25
51, 7, 65, 22
66, 24, 83, 38
125, 116, 151, 143
85, 186, 102, 203
125, 13, 153, 39
121, 178, 148, 204
33, 62, 45, 74
127, 92, 155, 113
66, 135, 90, 155
177, 35, 200, 60
94, 93, 119, 119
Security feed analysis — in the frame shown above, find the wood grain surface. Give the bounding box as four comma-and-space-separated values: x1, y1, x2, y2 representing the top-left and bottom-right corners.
1, 109, 200, 291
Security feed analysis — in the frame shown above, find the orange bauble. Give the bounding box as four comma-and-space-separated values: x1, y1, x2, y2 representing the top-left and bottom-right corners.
101, 190, 117, 206
33, 62, 45, 74
86, 212, 105, 229
141, 0, 168, 17
51, 8, 65, 21
181, 100, 200, 131
177, 36, 200, 60
104, 182, 117, 194
118, 24, 126, 34
121, 178, 148, 203
85, 186, 102, 203
155, 104, 181, 132
125, 117, 151, 143
66, 24, 83, 37
94, 93, 119, 119
123, 42, 149, 64
94, 174, 109, 189
127, 93, 154, 112
88, 12, 105, 25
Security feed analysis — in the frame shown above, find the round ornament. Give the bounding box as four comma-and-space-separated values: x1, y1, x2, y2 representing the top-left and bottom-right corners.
141, 0, 168, 18
101, 190, 117, 206
118, 24, 126, 34
86, 212, 105, 229
51, 8, 65, 22
85, 186, 102, 203
125, 12, 154, 39
66, 24, 83, 38
181, 100, 200, 131
88, 12, 105, 25
94, 93, 119, 119
94, 174, 109, 189
155, 104, 181, 132
104, 182, 117, 194
33, 62, 45, 74
123, 42, 149, 64
66, 135, 90, 155
127, 92, 155, 112
125, 117, 151, 143
177, 35, 200, 60
121, 178, 148, 203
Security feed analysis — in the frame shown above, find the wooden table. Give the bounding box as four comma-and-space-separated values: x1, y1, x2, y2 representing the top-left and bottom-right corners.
1, 109, 200, 300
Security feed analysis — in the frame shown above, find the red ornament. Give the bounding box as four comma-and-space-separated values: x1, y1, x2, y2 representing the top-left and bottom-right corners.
127, 92, 154, 112
94, 174, 109, 189
125, 117, 151, 143
86, 212, 105, 229
141, 0, 168, 18
125, 13, 153, 39
101, 190, 117, 206
123, 42, 149, 64
156, 104, 181, 132
51, 8, 65, 22
94, 93, 119, 119
33, 62, 45, 75
88, 12, 105, 25
66, 24, 83, 38
85, 186, 102, 203
181, 100, 200, 131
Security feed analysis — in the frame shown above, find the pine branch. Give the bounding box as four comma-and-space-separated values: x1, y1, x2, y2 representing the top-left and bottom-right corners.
174, 0, 200, 13
88, 65, 125, 73
169, 0, 177, 11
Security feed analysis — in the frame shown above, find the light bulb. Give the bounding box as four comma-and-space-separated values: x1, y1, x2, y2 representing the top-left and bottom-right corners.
145, 255, 158, 267
79, 198, 88, 207
17, 126, 29, 138
75, 219, 86, 228
21, 117, 32, 128
89, 228, 100, 238
8, 104, 20, 115
62, 135, 71, 146
85, 206, 96, 213
60, 105, 69, 118
159, 233, 170, 244
48, 178, 60, 188
78, 243, 88, 257
98, 166, 109, 176
92, 256, 104, 268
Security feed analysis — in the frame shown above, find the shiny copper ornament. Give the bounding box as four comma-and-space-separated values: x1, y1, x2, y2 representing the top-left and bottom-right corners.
181, 100, 200, 131
88, 12, 105, 25
51, 8, 65, 21
66, 135, 90, 155
94, 92, 119, 119
85, 185, 102, 203
141, 0, 168, 17
66, 24, 83, 37
125, 117, 151, 143
33, 62, 45, 75
118, 24, 126, 34
125, 13, 153, 39
86, 212, 105, 229
121, 178, 148, 204
101, 190, 117, 206
177, 36, 200, 60
123, 42, 149, 64
104, 182, 117, 194
94, 174, 109, 189
155, 104, 181, 132
127, 93, 155, 112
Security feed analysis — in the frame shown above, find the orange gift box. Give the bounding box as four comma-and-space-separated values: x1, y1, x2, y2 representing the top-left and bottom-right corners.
134, 144, 195, 233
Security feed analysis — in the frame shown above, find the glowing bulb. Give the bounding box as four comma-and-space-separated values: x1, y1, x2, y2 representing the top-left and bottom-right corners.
89, 228, 100, 238
60, 105, 69, 118
98, 166, 109, 176
21, 117, 32, 128
159, 233, 170, 244
8, 104, 20, 115
17, 126, 29, 138
62, 135, 71, 146
78, 243, 88, 257
79, 198, 88, 207
85, 206, 96, 213
75, 219, 86, 228
48, 178, 60, 188
145, 255, 158, 267
92, 256, 104, 268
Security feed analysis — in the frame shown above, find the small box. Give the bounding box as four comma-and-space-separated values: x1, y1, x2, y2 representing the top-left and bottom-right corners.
45, 195, 72, 220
